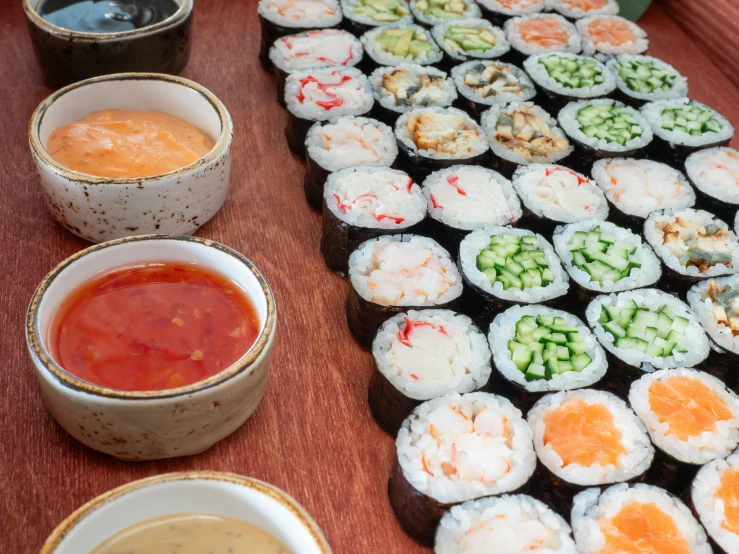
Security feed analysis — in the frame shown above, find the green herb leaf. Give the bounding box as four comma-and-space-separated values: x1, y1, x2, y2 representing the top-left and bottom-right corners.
617, 0, 652, 21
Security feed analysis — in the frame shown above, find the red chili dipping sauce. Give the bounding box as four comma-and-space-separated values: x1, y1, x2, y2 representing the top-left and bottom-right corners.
49, 263, 260, 391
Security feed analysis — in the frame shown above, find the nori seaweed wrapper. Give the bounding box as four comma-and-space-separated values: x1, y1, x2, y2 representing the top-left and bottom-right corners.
484, 367, 548, 414
369, 103, 403, 128
533, 86, 615, 122
592, 351, 647, 401
395, 139, 488, 185
476, 4, 516, 27
273, 66, 289, 107
650, 135, 733, 168
423, 216, 473, 261
694, 344, 738, 393
285, 111, 316, 159
683, 479, 730, 554
304, 153, 332, 211
368, 368, 423, 435
602, 199, 647, 233
645, 445, 700, 497
655, 267, 715, 300
516, 203, 563, 240
452, 96, 493, 122
567, 139, 649, 176
689, 178, 739, 226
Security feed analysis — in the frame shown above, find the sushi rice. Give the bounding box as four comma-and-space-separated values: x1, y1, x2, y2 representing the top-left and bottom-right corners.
369, 64, 457, 114
269, 29, 363, 73
576, 15, 648, 57
396, 106, 489, 160
431, 19, 510, 62
642, 98, 735, 149
285, 66, 374, 121
691, 452, 739, 554
451, 61, 536, 108
686, 146, 739, 205
606, 54, 688, 104
258, 0, 342, 28
524, 53, 616, 100
504, 14, 582, 56
687, 275, 739, 356
361, 23, 444, 66
550, 0, 619, 19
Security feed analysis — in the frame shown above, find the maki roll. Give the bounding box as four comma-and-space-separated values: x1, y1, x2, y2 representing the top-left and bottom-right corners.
527, 389, 653, 515
389, 392, 536, 545
422, 165, 523, 257
340, 0, 413, 36
690, 452, 739, 554
451, 61, 536, 119
557, 99, 652, 174
369, 64, 457, 126
434, 494, 578, 553
571, 483, 711, 554
361, 24, 443, 69
488, 305, 608, 412
474, 0, 546, 27
395, 107, 489, 182
285, 67, 374, 157
592, 158, 696, 231
369, 309, 492, 434
346, 234, 463, 347
642, 98, 735, 166
409, 0, 481, 27
481, 102, 573, 178
504, 14, 581, 64
630, 368, 739, 495
606, 54, 688, 108
431, 19, 510, 70
458, 227, 569, 326
686, 147, 739, 223
549, 0, 619, 19
576, 15, 648, 58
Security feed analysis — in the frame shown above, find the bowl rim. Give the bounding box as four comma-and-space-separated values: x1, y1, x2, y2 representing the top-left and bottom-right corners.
28, 72, 233, 186
40, 470, 333, 554
26, 234, 277, 400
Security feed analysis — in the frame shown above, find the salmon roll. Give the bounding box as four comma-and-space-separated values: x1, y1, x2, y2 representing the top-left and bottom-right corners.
451, 61, 536, 119
369, 309, 492, 434
686, 147, 739, 224
690, 452, 739, 554
361, 23, 443, 69
504, 14, 581, 64
474, 0, 546, 27
340, 0, 413, 35
431, 19, 510, 69
389, 392, 536, 546
410, 0, 481, 27
606, 54, 688, 108
528, 389, 654, 515
550, 0, 619, 19
576, 15, 648, 58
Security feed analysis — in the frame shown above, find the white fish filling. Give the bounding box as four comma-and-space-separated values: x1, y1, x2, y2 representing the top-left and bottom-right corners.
285, 67, 373, 121
577, 15, 648, 57
692, 453, 739, 554
269, 30, 362, 72
370, 64, 457, 113
687, 274, 739, 356
686, 147, 739, 204
258, 0, 342, 27
396, 107, 489, 160
504, 14, 581, 57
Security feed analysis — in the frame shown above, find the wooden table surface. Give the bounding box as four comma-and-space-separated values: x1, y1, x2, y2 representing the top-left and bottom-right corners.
1, 2, 738, 552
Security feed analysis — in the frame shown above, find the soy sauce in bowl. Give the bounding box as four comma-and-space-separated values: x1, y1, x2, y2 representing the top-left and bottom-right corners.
38, 0, 180, 33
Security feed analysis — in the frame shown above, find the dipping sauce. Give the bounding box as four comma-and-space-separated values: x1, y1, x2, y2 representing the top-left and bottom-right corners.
38, 0, 179, 33
49, 263, 260, 391
90, 513, 292, 554
46, 109, 215, 179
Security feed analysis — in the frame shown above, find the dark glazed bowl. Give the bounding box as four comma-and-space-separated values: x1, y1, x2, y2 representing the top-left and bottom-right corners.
24, 0, 193, 88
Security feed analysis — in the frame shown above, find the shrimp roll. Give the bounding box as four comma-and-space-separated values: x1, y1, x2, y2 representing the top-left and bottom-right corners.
571, 483, 711, 554
686, 147, 739, 224
360, 24, 443, 70
422, 165, 523, 258
451, 61, 536, 119
285, 67, 374, 157
576, 15, 648, 58
550, 0, 619, 20
488, 305, 607, 412
458, 227, 569, 327
690, 452, 739, 554
434, 494, 578, 553
527, 389, 653, 515
606, 54, 688, 108
340, 0, 413, 36
347, 234, 463, 347
630, 368, 739, 495
503, 14, 581, 65
369, 309, 492, 434
431, 19, 510, 70
474, 0, 546, 27
409, 0, 481, 27
389, 392, 536, 546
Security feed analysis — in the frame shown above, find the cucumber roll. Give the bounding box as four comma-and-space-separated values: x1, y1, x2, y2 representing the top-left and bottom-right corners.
361, 24, 443, 69
458, 227, 569, 327
435, 494, 578, 553
285, 67, 374, 157
451, 61, 536, 119
630, 368, 739, 495
340, 0, 413, 36
606, 54, 688, 108
321, 167, 427, 274
431, 19, 510, 69
488, 305, 607, 412
550, 0, 619, 20
347, 234, 463, 347
686, 147, 739, 223
504, 14, 581, 65
576, 15, 648, 58
690, 452, 739, 554
474, 0, 546, 27
369, 309, 492, 434
422, 165, 523, 257
409, 0, 481, 27
389, 392, 536, 545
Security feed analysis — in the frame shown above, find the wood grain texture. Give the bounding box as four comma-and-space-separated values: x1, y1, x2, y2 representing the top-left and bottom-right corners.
0, 2, 738, 552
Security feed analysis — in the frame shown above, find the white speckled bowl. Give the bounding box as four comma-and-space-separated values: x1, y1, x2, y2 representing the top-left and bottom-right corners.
41, 472, 332, 554
26, 235, 276, 461
28, 73, 233, 243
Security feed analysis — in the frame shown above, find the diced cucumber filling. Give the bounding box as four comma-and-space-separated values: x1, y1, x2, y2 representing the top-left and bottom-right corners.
375, 28, 434, 59
567, 227, 639, 284
660, 105, 723, 136
615, 59, 677, 94
476, 235, 552, 291
414, 0, 468, 18
576, 104, 643, 145
539, 55, 605, 89
352, 0, 410, 22
443, 25, 497, 52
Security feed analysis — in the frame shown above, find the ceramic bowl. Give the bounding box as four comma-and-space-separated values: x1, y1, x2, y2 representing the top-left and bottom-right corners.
29, 72, 233, 244
26, 235, 277, 461
24, 0, 193, 87
41, 471, 332, 553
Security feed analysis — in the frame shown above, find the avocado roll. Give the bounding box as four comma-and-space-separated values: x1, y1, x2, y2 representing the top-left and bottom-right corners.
686, 147, 739, 224
340, 0, 413, 35
474, 0, 546, 27
369, 309, 492, 434
361, 23, 443, 69
690, 452, 739, 554
451, 61, 536, 119
504, 14, 581, 65
606, 54, 688, 108
576, 15, 648, 58
389, 392, 536, 546
431, 19, 510, 70
409, 0, 481, 27
550, 0, 619, 19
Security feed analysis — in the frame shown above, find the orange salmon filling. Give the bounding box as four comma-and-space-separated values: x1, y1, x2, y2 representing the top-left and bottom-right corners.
717, 468, 739, 535
563, 0, 607, 9
648, 376, 733, 440
587, 17, 635, 46
598, 502, 690, 554
543, 399, 625, 467
517, 17, 569, 48
497, 0, 543, 7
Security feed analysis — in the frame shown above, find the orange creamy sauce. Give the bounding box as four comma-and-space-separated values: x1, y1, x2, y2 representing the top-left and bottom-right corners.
598, 502, 690, 554
563, 0, 608, 9
517, 17, 569, 48
46, 109, 215, 178
587, 17, 636, 46
543, 399, 625, 467
718, 468, 739, 534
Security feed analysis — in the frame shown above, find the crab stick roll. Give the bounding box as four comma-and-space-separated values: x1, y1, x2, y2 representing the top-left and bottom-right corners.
360, 24, 443, 69
451, 61, 536, 119
422, 165, 523, 257
504, 14, 581, 65
550, 0, 619, 20
369, 309, 492, 434
606, 54, 688, 108
431, 19, 510, 70
571, 483, 711, 554
630, 368, 739, 495
690, 452, 739, 554
686, 147, 739, 224
474, 0, 546, 27
347, 234, 463, 347
528, 389, 653, 515
340, 0, 413, 36
434, 494, 578, 554
409, 0, 481, 27
576, 15, 648, 58
389, 392, 536, 546
458, 227, 569, 327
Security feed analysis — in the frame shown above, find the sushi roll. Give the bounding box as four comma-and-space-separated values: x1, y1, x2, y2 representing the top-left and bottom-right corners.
340, 0, 413, 36
576, 15, 648, 58
592, 158, 696, 232
458, 227, 569, 327
571, 483, 711, 554
487, 305, 608, 412
422, 165, 523, 257
557, 98, 652, 174
361, 24, 443, 69
523, 53, 616, 114
480, 102, 573, 178
409, 0, 481, 27
395, 107, 490, 183
504, 14, 581, 65
451, 61, 536, 119
527, 389, 653, 515
474, 0, 546, 27
630, 368, 739, 495
606, 54, 688, 108
346, 234, 463, 347
304, 116, 398, 211
434, 494, 578, 553
431, 19, 510, 70
369, 64, 457, 126
389, 392, 536, 545
686, 147, 739, 224
644, 208, 739, 297
258, 0, 343, 69
285, 67, 374, 157
690, 452, 739, 554
369, 309, 492, 434
269, 29, 364, 106
585, 289, 710, 399
549, 0, 619, 20
642, 98, 735, 166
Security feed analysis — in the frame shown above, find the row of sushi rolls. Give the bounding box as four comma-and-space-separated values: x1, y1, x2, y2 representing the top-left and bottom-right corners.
259, 0, 739, 551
